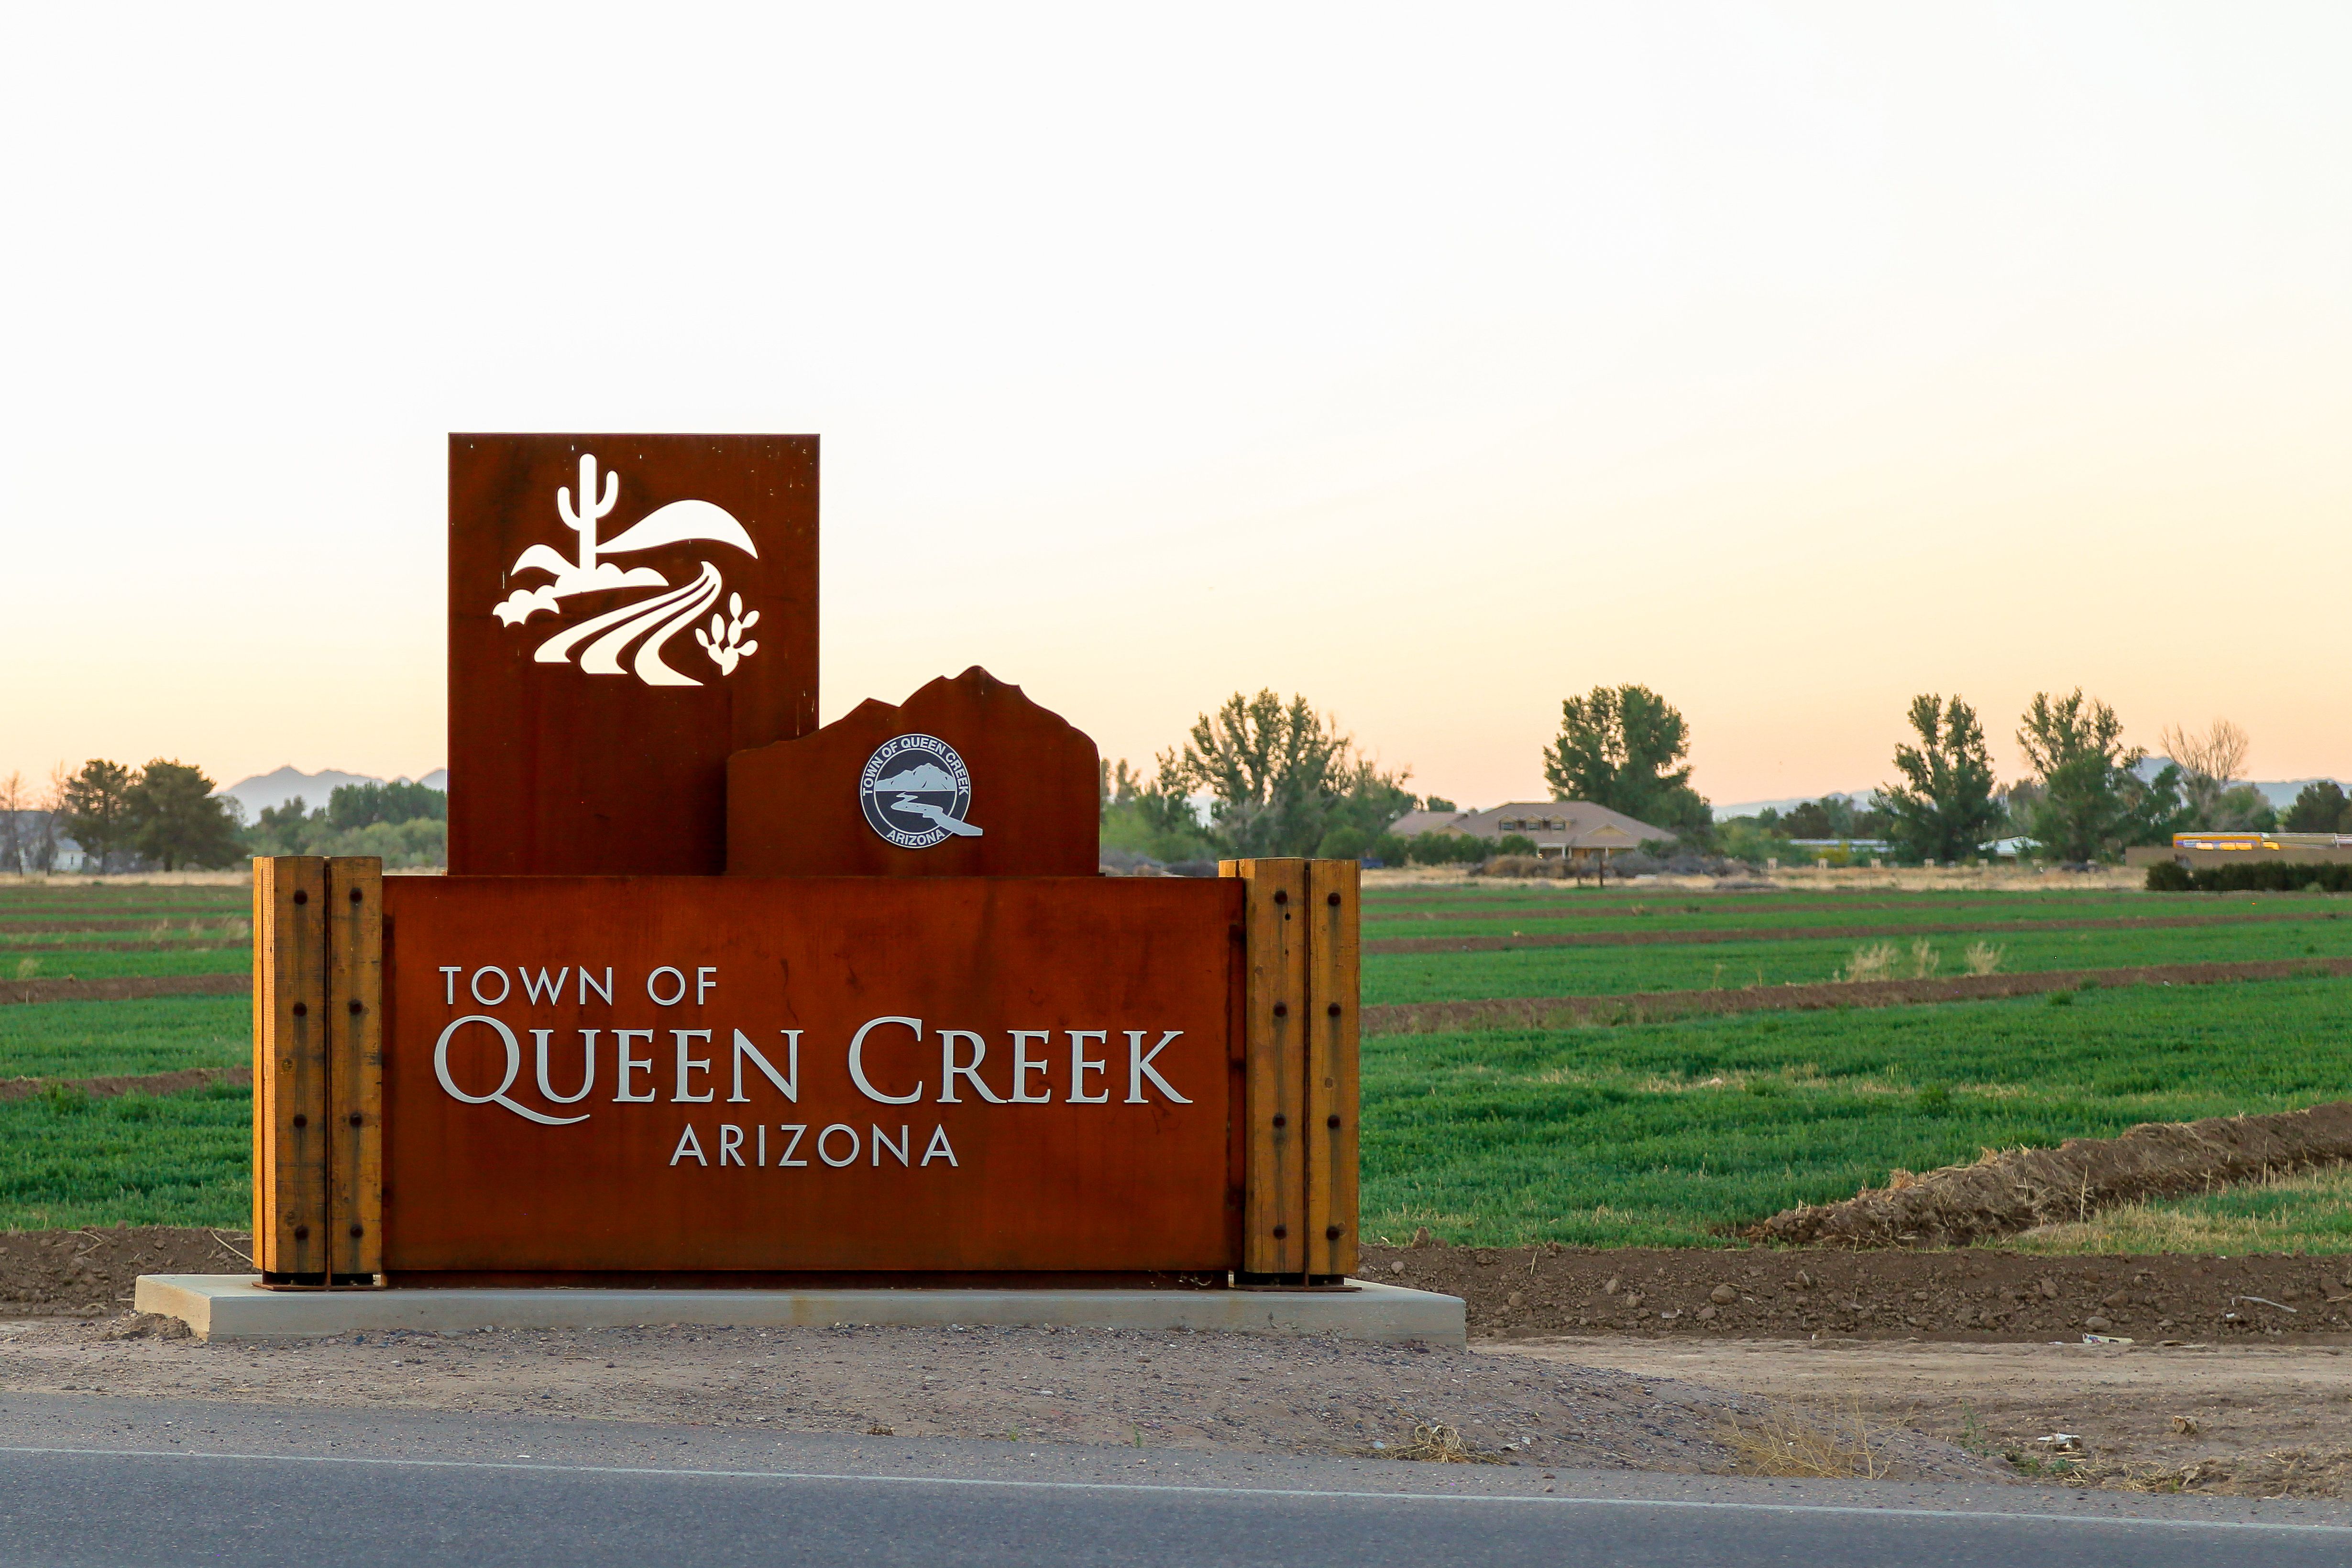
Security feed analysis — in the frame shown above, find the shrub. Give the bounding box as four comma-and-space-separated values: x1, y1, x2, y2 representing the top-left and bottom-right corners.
1316, 825, 1370, 860
2148, 860, 2352, 893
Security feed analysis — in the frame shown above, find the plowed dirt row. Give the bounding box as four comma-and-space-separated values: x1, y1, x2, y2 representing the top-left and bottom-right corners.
1364, 911, 2311, 954
0, 1067, 249, 1104
1363, 957, 2352, 1032
1, 975, 249, 1007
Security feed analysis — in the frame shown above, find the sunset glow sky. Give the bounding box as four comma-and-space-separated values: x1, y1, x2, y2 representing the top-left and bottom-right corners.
4, 5, 2346, 810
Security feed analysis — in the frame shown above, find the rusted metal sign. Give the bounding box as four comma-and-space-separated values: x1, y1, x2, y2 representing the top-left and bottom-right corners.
728, 666, 1099, 877
251, 431, 1361, 1292
376, 875, 1244, 1276
448, 435, 818, 876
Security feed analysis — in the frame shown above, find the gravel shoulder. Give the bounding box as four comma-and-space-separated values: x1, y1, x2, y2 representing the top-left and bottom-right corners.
0, 1312, 1992, 1485
1495, 1336, 2352, 1496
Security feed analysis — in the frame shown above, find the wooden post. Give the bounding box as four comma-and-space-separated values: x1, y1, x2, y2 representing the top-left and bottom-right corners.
1224, 857, 1359, 1283
253, 857, 329, 1282
1224, 858, 1308, 1279
252, 855, 385, 1287
324, 857, 384, 1282
1305, 858, 1360, 1282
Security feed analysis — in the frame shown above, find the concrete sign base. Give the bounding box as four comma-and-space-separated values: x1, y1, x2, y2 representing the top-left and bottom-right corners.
134, 1275, 1465, 1348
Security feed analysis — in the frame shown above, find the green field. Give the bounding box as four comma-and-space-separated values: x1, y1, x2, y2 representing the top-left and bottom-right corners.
6, 879, 2352, 1246
0, 1083, 249, 1229
0, 995, 248, 1080
1359, 976, 2352, 1247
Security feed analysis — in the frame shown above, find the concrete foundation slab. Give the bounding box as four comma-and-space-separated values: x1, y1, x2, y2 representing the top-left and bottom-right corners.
134, 1275, 1464, 1347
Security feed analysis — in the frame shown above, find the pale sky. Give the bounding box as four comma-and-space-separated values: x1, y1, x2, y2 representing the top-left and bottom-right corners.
4, 4, 2345, 811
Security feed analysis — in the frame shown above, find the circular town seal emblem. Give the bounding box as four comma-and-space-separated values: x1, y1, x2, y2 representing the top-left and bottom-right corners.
858, 733, 983, 848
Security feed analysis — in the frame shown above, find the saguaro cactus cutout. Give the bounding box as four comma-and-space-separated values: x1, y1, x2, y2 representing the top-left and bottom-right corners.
490, 454, 762, 687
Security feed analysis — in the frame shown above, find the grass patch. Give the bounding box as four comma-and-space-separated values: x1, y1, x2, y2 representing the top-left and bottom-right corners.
1360, 977, 2352, 1248
0, 995, 249, 1079
2005, 1164, 2352, 1255
0, 1083, 250, 1228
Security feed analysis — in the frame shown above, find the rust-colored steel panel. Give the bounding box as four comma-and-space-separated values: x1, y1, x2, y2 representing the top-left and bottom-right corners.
1226, 858, 1308, 1278
1305, 858, 1360, 1280
253, 857, 329, 1280
378, 876, 1241, 1273
727, 667, 1097, 878
324, 857, 384, 1281
448, 434, 818, 876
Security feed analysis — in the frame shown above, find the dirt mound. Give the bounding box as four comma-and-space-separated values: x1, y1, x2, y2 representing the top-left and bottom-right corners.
0, 1066, 250, 1104
1362, 955, 2352, 1034
1365, 1242, 2352, 1342
0, 1226, 252, 1316
1752, 1102, 2352, 1249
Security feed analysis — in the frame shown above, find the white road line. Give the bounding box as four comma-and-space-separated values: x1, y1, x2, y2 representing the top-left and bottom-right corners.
0, 1444, 2341, 1533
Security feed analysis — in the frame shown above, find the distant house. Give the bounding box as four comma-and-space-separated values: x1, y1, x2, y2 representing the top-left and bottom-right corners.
1387, 801, 1676, 866
0, 811, 90, 874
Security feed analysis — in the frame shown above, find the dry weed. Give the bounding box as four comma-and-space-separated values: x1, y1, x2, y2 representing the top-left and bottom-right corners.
1908, 939, 1940, 979
2080, 1448, 2352, 1498
1373, 1421, 1506, 1464
1964, 941, 2005, 976
1839, 943, 1898, 984
13, 957, 38, 980
1715, 1400, 1893, 1480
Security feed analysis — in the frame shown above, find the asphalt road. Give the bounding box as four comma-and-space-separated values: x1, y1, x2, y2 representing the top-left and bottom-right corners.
2, 1394, 2346, 1568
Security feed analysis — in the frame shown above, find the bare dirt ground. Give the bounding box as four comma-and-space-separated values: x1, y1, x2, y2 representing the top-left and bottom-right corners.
0, 1311, 1992, 1483
1368, 1242, 2352, 1342
1498, 1337, 2352, 1496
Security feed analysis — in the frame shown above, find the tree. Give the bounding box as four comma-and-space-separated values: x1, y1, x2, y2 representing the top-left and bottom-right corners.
56, 759, 139, 873
1880, 694, 2005, 864
1541, 684, 1710, 836
2016, 691, 2187, 862
127, 759, 244, 870
1098, 757, 1217, 863
2284, 780, 2352, 833
326, 779, 446, 831
0, 771, 23, 874
2158, 718, 2254, 826
1156, 691, 1413, 859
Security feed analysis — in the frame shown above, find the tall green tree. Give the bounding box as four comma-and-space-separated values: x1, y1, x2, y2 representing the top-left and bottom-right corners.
2015, 691, 2187, 862
57, 758, 138, 872
1155, 690, 1412, 858
326, 779, 446, 830
127, 760, 244, 870
1541, 684, 1710, 836
1880, 694, 2004, 863
2284, 779, 2352, 833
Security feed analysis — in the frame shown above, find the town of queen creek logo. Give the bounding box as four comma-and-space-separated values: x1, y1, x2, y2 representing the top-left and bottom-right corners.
491, 452, 760, 688
859, 735, 984, 849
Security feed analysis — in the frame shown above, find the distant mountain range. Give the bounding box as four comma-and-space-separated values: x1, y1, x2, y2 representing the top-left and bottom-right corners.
1715, 772, 2341, 821
217, 766, 447, 819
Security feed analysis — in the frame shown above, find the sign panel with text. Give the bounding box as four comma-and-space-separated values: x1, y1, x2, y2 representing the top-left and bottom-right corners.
378, 875, 1242, 1276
